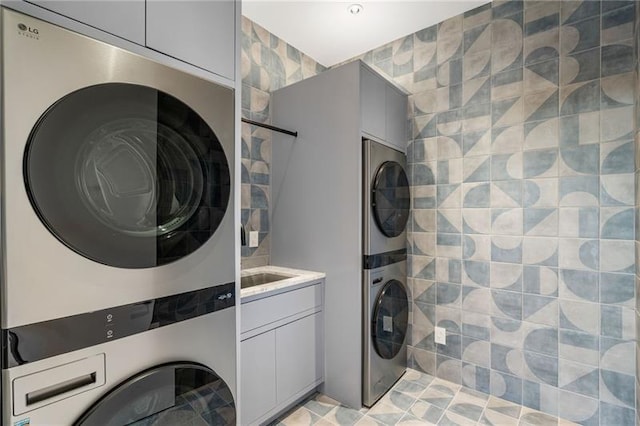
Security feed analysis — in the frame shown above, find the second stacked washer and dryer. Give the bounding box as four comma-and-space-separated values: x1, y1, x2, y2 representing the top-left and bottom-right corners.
363, 139, 410, 407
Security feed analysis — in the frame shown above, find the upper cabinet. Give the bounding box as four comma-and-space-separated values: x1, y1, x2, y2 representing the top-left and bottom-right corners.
146, 0, 235, 80
26, 1, 145, 44
360, 64, 407, 152
22, 0, 236, 81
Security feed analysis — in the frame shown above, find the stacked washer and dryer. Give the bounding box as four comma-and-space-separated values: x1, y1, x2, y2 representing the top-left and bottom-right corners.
1, 8, 236, 426
362, 139, 410, 407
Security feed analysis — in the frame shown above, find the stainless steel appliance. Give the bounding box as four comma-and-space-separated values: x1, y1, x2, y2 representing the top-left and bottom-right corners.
1, 8, 236, 424
363, 139, 409, 407
1, 8, 234, 327
3, 292, 237, 425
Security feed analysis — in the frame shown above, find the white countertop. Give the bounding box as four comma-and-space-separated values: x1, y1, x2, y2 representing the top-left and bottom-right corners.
240, 265, 325, 303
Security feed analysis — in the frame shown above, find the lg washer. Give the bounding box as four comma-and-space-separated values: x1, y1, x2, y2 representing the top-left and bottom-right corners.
362, 139, 410, 407
1, 8, 235, 329
1, 8, 237, 425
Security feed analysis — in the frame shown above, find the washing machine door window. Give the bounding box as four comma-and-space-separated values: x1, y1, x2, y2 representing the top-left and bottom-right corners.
372, 279, 409, 359
371, 161, 410, 238
74, 362, 235, 425
24, 83, 231, 268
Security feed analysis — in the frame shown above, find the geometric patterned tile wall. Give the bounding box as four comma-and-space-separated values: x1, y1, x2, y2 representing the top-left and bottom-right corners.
347, 1, 637, 424
240, 17, 326, 269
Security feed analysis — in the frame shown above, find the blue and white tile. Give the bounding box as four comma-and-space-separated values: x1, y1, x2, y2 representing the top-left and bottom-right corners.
560, 111, 600, 148
524, 118, 559, 151
524, 208, 558, 236
491, 153, 523, 180
601, 173, 634, 206
523, 237, 558, 266
491, 236, 523, 264
599, 272, 634, 307
557, 390, 599, 426
462, 260, 490, 288
559, 176, 599, 207
600, 305, 635, 340
491, 209, 523, 235
490, 262, 522, 292
558, 359, 599, 399
491, 316, 524, 348
521, 351, 559, 388
558, 238, 598, 270
463, 234, 491, 261
600, 140, 634, 175
523, 294, 558, 327
492, 97, 525, 129
491, 181, 522, 208
522, 380, 559, 418
490, 370, 523, 405
559, 299, 600, 335
600, 239, 634, 273
599, 369, 635, 409
601, 106, 634, 143
492, 125, 524, 153
559, 329, 599, 367
462, 311, 491, 341
491, 289, 522, 320
462, 286, 492, 315
463, 182, 490, 208
462, 209, 491, 234
558, 207, 599, 238
600, 337, 635, 375
524, 178, 558, 207
558, 268, 599, 302
523, 266, 558, 297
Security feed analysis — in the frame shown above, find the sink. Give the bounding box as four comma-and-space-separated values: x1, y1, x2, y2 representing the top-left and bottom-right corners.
241, 272, 294, 289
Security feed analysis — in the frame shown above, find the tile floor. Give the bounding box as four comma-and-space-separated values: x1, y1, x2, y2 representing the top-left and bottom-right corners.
271, 369, 578, 425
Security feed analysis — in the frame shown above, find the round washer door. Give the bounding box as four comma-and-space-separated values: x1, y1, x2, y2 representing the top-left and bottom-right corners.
371, 161, 410, 238
24, 83, 231, 268
75, 362, 235, 426
372, 280, 409, 359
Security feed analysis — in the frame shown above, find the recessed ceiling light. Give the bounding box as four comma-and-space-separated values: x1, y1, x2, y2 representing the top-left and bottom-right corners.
348, 4, 363, 15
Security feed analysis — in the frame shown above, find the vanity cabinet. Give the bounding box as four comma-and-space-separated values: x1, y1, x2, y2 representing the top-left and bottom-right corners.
240, 280, 324, 426
361, 65, 407, 151
19, 0, 236, 81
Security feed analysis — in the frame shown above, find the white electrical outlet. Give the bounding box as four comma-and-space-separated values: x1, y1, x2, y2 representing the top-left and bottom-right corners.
435, 326, 446, 345
249, 231, 259, 248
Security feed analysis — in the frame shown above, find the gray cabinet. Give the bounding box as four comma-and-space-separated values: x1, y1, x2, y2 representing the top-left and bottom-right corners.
241, 330, 276, 425
360, 64, 407, 151
240, 281, 324, 425
146, 0, 235, 80
18, 0, 236, 81
25, 0, 145, 44
361, 67, 386, 142
276, 313, 323, 404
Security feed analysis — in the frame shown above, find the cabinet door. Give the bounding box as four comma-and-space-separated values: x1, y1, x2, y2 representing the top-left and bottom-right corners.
386, 85, 407, 151
361, 67, 386, 141
26, 0, 145, 44
146, 0, 235, 80
241, 331, 276, 425
276, 313, 323, 404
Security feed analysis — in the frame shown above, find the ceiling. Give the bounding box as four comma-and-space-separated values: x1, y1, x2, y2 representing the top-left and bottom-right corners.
242, 1, 488, 67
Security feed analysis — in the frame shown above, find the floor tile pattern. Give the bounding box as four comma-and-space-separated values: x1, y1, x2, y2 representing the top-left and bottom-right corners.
272, 369, 579, 425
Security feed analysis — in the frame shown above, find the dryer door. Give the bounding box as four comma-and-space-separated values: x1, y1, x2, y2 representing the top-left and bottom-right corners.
24, 83, 231, 269
371, 161, 410, 238
74, 362, 235, 425
371, 280, 409, 359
